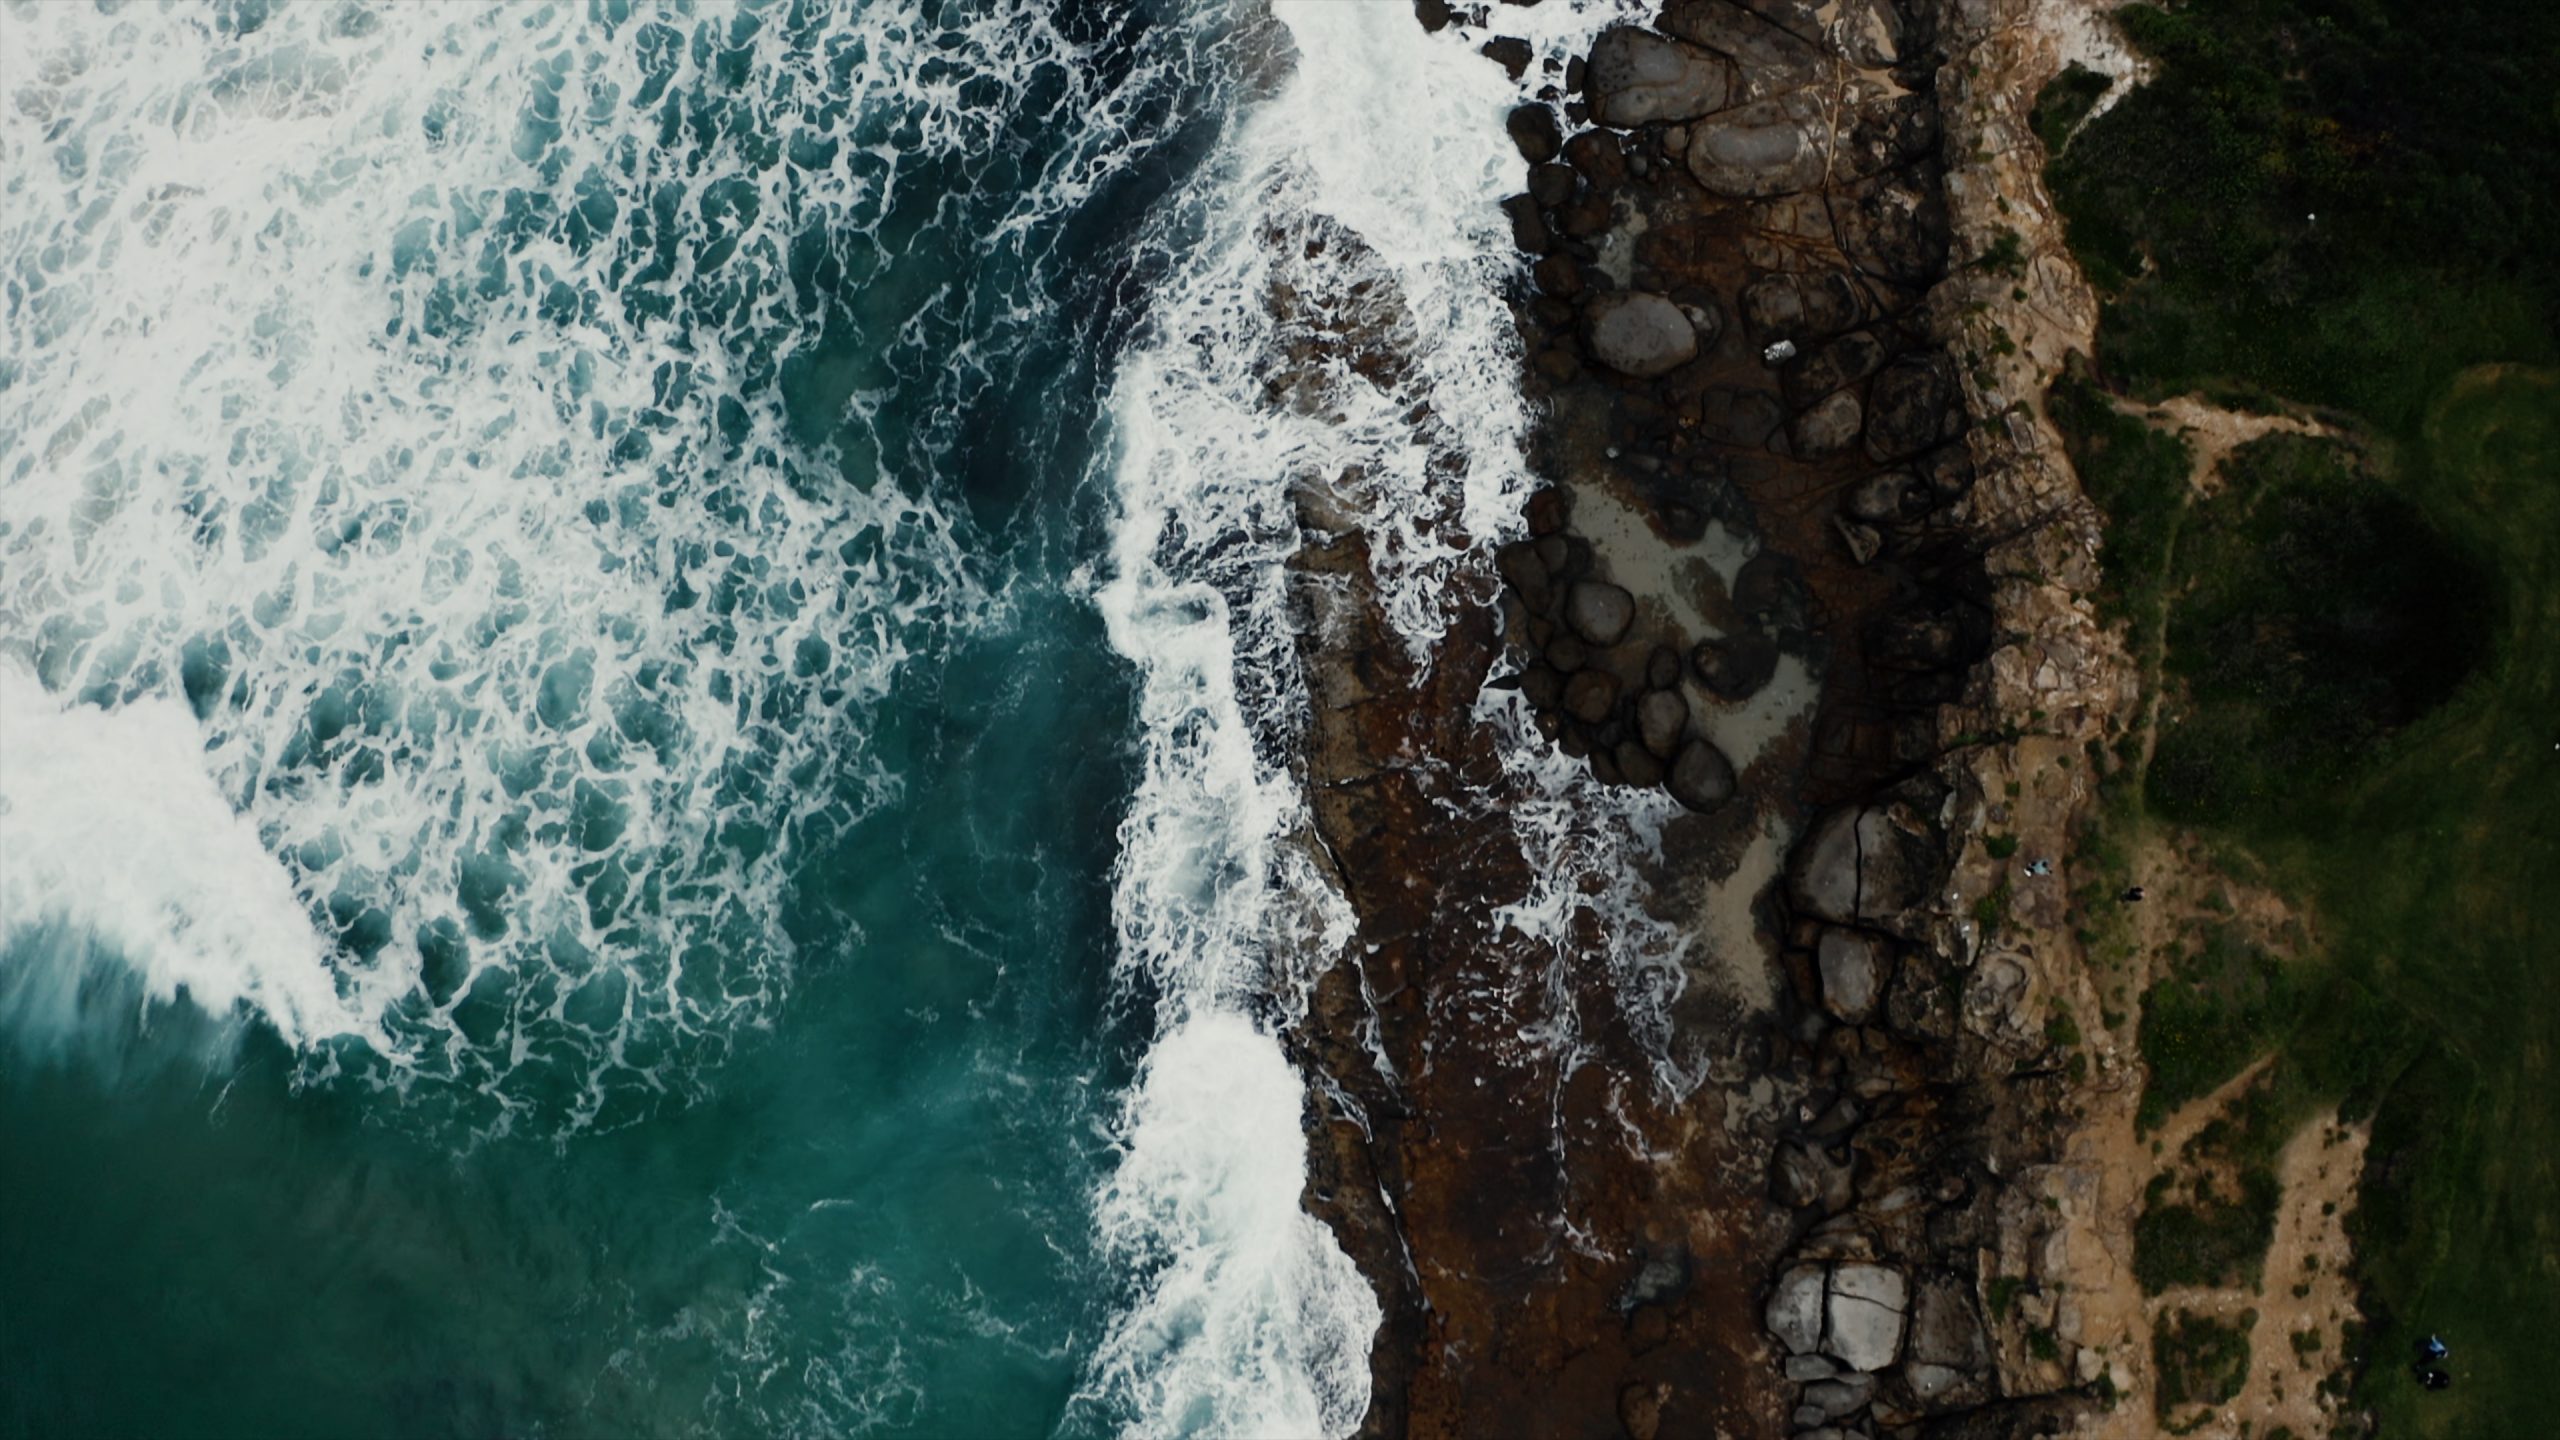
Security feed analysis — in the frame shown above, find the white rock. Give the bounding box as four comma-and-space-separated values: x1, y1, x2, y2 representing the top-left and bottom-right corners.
1766, 1262, 1828, 1354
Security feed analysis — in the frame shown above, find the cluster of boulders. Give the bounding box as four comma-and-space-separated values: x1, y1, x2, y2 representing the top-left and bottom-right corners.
1492, 489, 1751, 809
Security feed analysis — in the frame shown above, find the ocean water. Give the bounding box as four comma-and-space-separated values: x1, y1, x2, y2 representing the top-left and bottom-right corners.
0, 1, 1618, 1435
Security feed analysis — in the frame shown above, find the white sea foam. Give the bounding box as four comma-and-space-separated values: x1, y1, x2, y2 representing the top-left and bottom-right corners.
0, 0, 1186, 1127
1083, 1, 1631, 1433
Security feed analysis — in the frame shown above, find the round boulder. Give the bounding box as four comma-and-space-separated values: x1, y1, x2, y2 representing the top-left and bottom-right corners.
1564, 669, 1621, 724
1564, 580, 1636, 646
1582, 291, 1699, 379
1585, 27, 1736, 129
1691, 631, 1779, 699
1636, 689, 1688, 758
1667, 739, 1737, 812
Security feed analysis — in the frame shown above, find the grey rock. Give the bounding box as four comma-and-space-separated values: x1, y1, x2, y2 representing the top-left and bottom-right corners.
1637, 689, 1688, 758
1907, 1275, 1990, 1370
1564, 669, 1621, 724
1545, 633, 1589, 672
1834, 516, 1882, 566
1667, 738, 1738, 812
1783, 1353, 1841, 1383
1789, 805, 1939, 929
1565, 580, 1636, 646
1766, 1263, 1827, 1354
1786, 330, 1888, 403
1844, 471, 1925, 525
1528, 161, 1578, 209
1801, 1375, 1874, 1420
1585, 27, 1736, 128
1825, 1263, 1908, 1371
1740, 269, 1866, 342
1771, 1139, 1852, 1213
1793, 389, 1864, 457
1817, 928, 1886, 1024
1683, 90, 1829, 197
1582, 291, 1699, 378
1657, 0, 1825, 96
1645, 644, 1682, 691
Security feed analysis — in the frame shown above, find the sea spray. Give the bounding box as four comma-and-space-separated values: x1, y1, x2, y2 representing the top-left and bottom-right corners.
1082, 1, 1623, 1432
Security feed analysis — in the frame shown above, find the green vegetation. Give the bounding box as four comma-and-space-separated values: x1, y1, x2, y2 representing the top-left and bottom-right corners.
2154, 1308, 2253, 1418
2136, 1164, 2280, 1295
2047, 1, 2560, 1428
2029, 62, 2112, 157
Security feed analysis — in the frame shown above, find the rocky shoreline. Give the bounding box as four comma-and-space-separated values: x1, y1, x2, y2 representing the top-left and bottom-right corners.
1284, 1, 2146, 1436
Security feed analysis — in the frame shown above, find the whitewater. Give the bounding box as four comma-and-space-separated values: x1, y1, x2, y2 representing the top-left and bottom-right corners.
0, 0, 1632, 1433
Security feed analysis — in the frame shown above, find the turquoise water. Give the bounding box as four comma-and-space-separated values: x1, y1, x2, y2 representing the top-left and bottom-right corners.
0, 0, 1589, 1433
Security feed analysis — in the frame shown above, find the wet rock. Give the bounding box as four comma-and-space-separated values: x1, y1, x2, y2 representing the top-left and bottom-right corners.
1839, 172, 1949, 284
1615, 740, 1666, 786
1495, 539, 1547, 592
1636, 689, 1687, 758
1786, 330, 1888, 403
1767, 1262, 1828, 1354
1479, 35, 1533, 80
1825, 1263, 1908, 1371
1692, 631, 1779, 699
1658, 0, 1825, 91
1740, 268, 1866, 345
1502, 194, 1553, 254
1565, 579, 1636, 645
1532, 253, 1583, 299
1772, 1139, 1853, 1213
1667, 738, 1738, 812
1533, 533, 1570, 574
1585, 27, 1736, 128
1645, 644, 1681, 691
1581, 291, 1698, 378
1518, 664, 1564, 712
1564, 669, 1621, 723
1793, 389, 1864, 457
1816, 928, 1886, 1024
1589, 746, 1623, 785
1683, 90, 1829, 197
1864, 354, 1961, 462
1546, 633, 1590, 672
1562, 129, 1629, 189
1527, 161, 1578, 209
1506, 103, 1562, 163
1730, 552, 1800, 622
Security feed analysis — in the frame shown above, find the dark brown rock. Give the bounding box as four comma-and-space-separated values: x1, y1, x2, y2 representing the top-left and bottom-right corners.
1615, 740, 1666, 787
1565, 668, 1621, 723
1565, 580, 1636, 646
1637, 688, 1688, 758
1584, 26, 1736, 129
1507, 104, 1562, 163
1692, 631, 1780, 698
1667, 738, 1738, 811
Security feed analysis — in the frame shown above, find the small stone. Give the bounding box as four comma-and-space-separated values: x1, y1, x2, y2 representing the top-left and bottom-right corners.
1526, 487, 1571, 535
1617, 1382, 1666, 1440
1636, 689, 1687, 758
1527, 161, 1578, 210
1564, 669, 1620, 723
1565, 580, 1636, 646
1667, 739, 1737, 812
1783, 1353, 1840, 1383
1834, 516, 1882, 566
1801, 1375, 1874, 1421
1479, 36, 1532, 80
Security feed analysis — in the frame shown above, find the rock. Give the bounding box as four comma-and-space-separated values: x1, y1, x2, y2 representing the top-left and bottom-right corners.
1770, 1139, 1852, 1213
1589, 747, 1623, 785
1617, 1382, 1667, 1440
1783, 1353, 1841, 1383
1767, 1263, 1828, 1354
1739, 269, 1865, 342
1785, 330, 1888, 403
1816, 928, 1885, 1024
1526, 486, 1571, 535
1533, 533, 1570, 574
1658, 0, 1826, 93
1615, 740, 1666, 787
1581, 291, 1698, 378
1546, 633, 1589, 672
1645, 644, 1681, 690
1864, 355, 1960, 462
1561, 129, 1629, 189
1506, 104, 1561, 163
1564, 580, 1636, 645
1697, 386, 1784, 447
1834, 515, 1882, 566
1907, 1275, 1990, 1371
1479, 36, 1532, 80
1636, 689, 1687, 758
1667, 739, 1737, 812
1518, 664, 1564, 712
1691, 631, 1778, 699
1501, 194, 1553, 254
1730, 552, 1800, 622
1527, 161, 1578, 209
1801, 1375, 1874, 1421
1844, 471, 1925, 525
1564, 669, 1620, 723
1532, 253, 1583, 298
1792, 389, 1864, 456
1584, 27, 1735, 128
1683, 90, 1829, 197
1495, 539, 1547, 594
1825, 1263, 1908, 1371
1788, 805, 1940, 929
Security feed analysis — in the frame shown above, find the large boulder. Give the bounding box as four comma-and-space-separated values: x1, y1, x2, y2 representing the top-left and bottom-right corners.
1658, 0, 1825, 97
1825, 1263, 1909, 1372
1902, 1274, 1993, 1408
1582, 291, 1699, 378
1565, 580, 1636, 646
1792, 389, 1865, 456
1668, 739, 1738, 812
1864, 355, 1962, 462
1693, 631, 1780, 699
1683, 90, 1829, 197
1585, 27, 1736, 128
1740, 269, 1866, 342
1789, 804, 1941, 930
